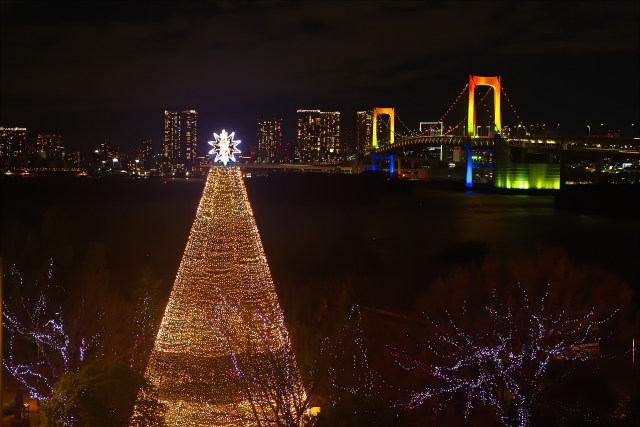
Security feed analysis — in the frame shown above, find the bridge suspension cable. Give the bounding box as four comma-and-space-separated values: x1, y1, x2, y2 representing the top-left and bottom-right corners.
395, 113, 419, 138
374, 114, 420, 142
375, 115, 397, 141
500, 83, 525, 129
443, 115, 468, 136
418, 82, 469, 136
444, 87, 493, 136
374, 112, 415, 140
478, 87, 496, 130
377, 81, 515, 142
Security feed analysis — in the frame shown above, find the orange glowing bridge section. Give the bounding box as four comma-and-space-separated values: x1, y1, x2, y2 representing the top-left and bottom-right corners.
468, 75, 501, 138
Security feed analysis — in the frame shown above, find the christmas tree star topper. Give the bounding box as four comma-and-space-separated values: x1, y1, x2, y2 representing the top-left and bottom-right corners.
209, 130, 241, 166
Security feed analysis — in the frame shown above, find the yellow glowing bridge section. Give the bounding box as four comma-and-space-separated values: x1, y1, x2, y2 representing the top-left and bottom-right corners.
372, 107, 395, 149
468, 75, 501, 138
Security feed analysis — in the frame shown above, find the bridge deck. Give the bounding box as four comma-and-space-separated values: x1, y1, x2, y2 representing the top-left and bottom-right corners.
372, 135, 640, 155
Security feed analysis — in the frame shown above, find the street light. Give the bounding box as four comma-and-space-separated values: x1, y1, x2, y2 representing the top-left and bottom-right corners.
587, 125, 591, 137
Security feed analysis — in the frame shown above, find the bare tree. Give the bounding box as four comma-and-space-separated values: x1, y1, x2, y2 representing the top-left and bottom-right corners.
204, 289, 314, 426
2, 263, 158, 400
391, 283, 615, 427
321, 306, 385, 401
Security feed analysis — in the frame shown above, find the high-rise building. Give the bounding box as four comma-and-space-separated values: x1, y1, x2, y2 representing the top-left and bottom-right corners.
92, 142, 119, 170
137, 138, 153, 168
163, 110, 179, 159
141, 138, 153, 161
257, 118, 282, 163
297, 110, 321, 163
280, 141, 295, 163
100, 142, 119, 159
35, 134, 64, 159
296, 110, 341, 163
181, 110, 197, 163
340, 127, 354, 157
163, 109, 198, 171
320, 111, 341, 162
0, 127, 27, 157
356, 110, 373, 156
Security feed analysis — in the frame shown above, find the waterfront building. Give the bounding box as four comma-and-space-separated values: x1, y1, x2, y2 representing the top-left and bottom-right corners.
0, 127, 27, 157
163, 109, 198, 172
356, 110, 373, 156
136, 138, 153, 169
297, 109, 341, 163
280, 141, 295, 163
92, 142, 120, 170
163, 110, 179, 159
341, 126, 354, 157
257, 118, 282, 163
141, 138, 153, 162
35, 134, 64, 159
297, 110, 321, 163
320, 111, 341, 162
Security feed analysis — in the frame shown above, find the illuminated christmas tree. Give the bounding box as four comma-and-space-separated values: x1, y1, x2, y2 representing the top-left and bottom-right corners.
133, 131, 306, 426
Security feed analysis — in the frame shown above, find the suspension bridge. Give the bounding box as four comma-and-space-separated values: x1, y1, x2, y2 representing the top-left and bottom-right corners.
366, 75, 640, 189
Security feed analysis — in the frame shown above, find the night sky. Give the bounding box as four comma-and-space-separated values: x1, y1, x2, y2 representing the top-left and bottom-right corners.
1, 0, 638, 154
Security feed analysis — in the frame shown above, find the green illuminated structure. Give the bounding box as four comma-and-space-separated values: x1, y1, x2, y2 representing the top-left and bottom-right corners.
494, 136, 561, 190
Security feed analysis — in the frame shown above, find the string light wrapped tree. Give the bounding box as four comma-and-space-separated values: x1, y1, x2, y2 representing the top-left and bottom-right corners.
132, 130, 305, 426
1, 263, 104, 401
391, 283, 616, 427
2, 261, 154, 402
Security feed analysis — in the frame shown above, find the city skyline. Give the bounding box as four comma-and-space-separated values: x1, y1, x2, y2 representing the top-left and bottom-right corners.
1, 1, 638, 154
2, 100, 638, 166
1, 2, 639, 424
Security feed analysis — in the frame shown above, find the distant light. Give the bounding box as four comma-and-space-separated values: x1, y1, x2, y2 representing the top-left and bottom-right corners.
113, 158, 118, 162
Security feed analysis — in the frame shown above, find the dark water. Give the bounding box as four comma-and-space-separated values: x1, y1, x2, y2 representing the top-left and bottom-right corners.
1, 173, 638, 314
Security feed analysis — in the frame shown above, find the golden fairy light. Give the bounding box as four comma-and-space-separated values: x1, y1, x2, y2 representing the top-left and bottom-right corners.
132, 165, 305, 426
